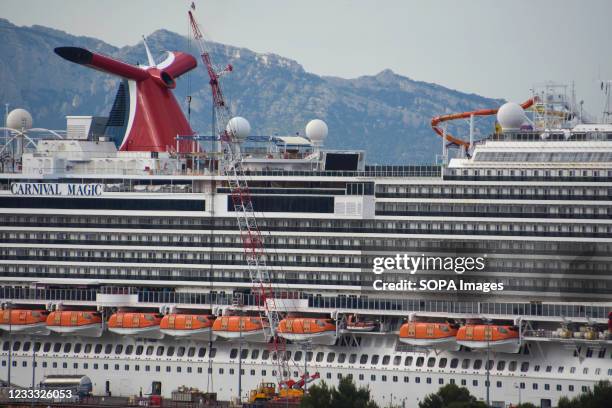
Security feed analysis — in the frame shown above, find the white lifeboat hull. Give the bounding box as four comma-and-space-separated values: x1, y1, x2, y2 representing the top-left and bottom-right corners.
456, 338, 521, 354
48, 324, 103, 338
160, 327, 216, 340
0, 323, 50, 335
278, 330, 337, 346
109, 326, 164, 339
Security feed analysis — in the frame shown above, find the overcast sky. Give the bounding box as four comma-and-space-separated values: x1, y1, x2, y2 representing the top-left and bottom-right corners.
2, 0, 612, 116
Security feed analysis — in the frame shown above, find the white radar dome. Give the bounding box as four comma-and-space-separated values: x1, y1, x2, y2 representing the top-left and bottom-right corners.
226, 116, 251, 141
496, 102, 527, 130
305, 119, 328, 143
6, 108, 33, 130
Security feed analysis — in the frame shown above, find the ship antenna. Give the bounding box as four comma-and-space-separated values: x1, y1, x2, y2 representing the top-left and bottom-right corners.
142, 35, 156, 66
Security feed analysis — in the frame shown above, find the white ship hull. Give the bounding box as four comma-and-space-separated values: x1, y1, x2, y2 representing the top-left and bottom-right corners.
1, 332, 607, 408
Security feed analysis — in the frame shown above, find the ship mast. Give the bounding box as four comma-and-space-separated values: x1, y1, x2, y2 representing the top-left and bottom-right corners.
187, 7, 290, 396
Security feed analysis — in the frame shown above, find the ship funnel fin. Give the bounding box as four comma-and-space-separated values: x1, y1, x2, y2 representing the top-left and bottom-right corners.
142, 35, 156, 66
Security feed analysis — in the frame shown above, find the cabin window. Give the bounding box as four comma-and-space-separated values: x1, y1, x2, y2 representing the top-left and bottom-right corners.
251, 350, 260, 360
316, 352, 324, 362
22, 342, 31, 352
327, 353, 335, 363
115, 345, 123, 354
427, 358, 436, 368
166, 366, 171, 373
558, 366, 564, 373
104, 344, 112, 355
360, 354, 368, 364
404, 376, 409, 383
546, 365, 552, 372
461, 359, 470, 369
176, 367, 181, 373
520, 362, 529, 372
393, 356, 401, 366
230, 349, 238, 359
146, 346, 154, 356
177, 347, 186, 357
198, 348, 206, 358
416, 357, 425, 367
381, 375, 387, 382
569, 385, 574, 392
187, 347, 195, 357
509, 361, 517, 372
533, 383, 538, 390
497, 381, 502, 388
473, 359, 482, 370
1, 342, 8, 351
415, 377, 421, 384
74, 343, 81, 353
438, 358, 447, 368
241, 349, 248, 359
371, 355, 379, 365
53, 343, 61, 353
338, 353, 347, 364
262, 350, 270, 360
156, 346, 165, 357
125, 345, 133, 355
450, 358, 458, 369
83, 344, 92, 354
62, 343, 71, 353
167, 347, 175, 357
349, 354, 357, 364
557, 384, 562, 391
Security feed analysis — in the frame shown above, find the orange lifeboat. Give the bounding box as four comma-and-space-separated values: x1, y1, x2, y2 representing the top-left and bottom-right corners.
345, 314, 378, 333
278, 317, 337, 345
212, 316, 268, 342
160, 314, 215, 340
108, 312, 163, 339
0, 309, 49, 334
456, 325, 520, 353
46, 311, 103, 337
399, 322, 459, 350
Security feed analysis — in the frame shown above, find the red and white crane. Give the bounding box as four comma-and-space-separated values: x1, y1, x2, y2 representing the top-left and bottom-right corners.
188, 8, 291, 389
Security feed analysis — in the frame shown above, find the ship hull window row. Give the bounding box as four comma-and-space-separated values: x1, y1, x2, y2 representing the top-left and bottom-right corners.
0, 197, 205, 212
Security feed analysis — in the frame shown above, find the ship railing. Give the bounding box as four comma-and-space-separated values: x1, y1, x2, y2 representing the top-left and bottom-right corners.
0, 287, 609, 320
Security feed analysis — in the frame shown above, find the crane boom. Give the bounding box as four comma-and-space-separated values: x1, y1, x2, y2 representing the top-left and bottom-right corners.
187, 9, 289, 388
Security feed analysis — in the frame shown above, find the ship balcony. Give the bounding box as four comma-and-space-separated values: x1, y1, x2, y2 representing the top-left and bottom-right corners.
96, 286, 139, 307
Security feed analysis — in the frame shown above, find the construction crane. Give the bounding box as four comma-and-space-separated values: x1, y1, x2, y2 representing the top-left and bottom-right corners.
187, 7, 291, 391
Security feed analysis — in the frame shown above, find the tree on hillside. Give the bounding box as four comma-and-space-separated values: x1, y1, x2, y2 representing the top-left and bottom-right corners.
418, 383, 487, 408
556, 381, 612, 408
300, 377, 379, 408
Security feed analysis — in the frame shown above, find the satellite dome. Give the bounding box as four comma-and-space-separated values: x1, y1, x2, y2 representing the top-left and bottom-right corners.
305, 119, 328, 143
496, 102, 527, 130
226, 116, 251, 141
6, 108, 33, 130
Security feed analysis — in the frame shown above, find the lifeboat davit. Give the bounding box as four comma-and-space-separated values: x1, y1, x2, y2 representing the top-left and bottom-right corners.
456, 325, 520, 353
345, 315, 378, 332
212, 316, 268, 342
0, 309, 49, 335
108, 312, 163, 339
46, 311, 103, 337
160, 314, 215, 340
278, 318, 337, 345
399, 322, 459, 350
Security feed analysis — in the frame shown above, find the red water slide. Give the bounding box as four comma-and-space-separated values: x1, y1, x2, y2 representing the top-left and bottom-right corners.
430, 98, 536, 148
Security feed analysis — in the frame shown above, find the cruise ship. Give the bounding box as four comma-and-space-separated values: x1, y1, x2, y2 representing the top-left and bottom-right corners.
1, 28, 612, 408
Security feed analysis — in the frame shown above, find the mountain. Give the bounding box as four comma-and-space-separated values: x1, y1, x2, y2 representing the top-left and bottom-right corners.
0, 18, 502, 164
